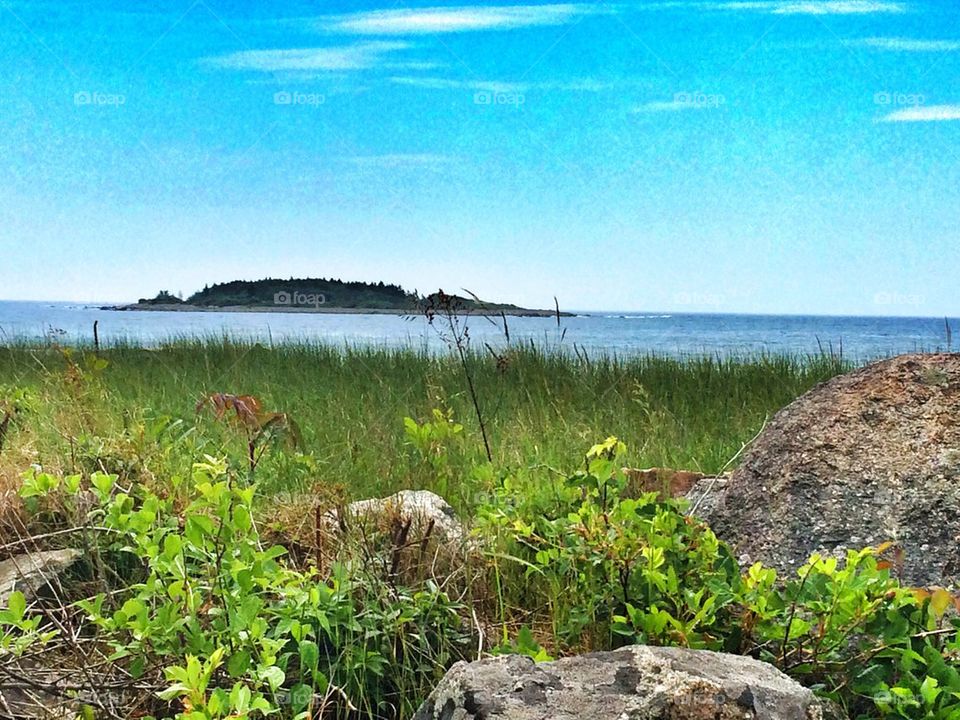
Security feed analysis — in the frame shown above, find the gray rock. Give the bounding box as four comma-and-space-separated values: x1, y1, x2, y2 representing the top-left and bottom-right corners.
705, 353, 960, 586
324, 490, 468, 546
684, 475, 729, 518
0, 549, 82, 604
414, 645, 828, 720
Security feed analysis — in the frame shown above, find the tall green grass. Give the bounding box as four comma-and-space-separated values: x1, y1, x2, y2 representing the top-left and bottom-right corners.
0, 339, 849, 505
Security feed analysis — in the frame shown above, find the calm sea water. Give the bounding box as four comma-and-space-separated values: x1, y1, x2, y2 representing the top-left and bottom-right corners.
0, 301, 955, 361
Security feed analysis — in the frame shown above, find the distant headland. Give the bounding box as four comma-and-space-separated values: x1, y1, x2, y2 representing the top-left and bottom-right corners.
107, 278, 572, 318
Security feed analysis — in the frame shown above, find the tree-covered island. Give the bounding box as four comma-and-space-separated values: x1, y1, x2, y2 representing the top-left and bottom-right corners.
112, 277, 570, 317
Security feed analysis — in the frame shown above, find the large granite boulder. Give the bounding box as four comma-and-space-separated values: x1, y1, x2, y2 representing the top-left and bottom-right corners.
414, 645, 828, 720
706, 353, 960, 586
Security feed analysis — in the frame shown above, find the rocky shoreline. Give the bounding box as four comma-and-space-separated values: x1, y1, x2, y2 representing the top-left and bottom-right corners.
105, 302, 572, 318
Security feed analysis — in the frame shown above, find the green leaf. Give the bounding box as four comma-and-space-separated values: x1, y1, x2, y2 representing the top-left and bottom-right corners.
7, 591, 26, 624
63, 474, 82, 494
288, 683, 313, 712
233, 505, 252, 532
230, 683, 251, 713
260, 545, 288, 562
920, 676, 941, 706
91, 472, 116, 498
162, 534, 182, 560
299, 640, 319, 672
157, 683, 189, 701
207, 689, 225, 716
227, 650, 251, 678
260, 665, 285, 691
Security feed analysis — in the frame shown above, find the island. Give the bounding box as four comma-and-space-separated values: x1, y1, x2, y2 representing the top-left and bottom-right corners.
108, 277, 572, 317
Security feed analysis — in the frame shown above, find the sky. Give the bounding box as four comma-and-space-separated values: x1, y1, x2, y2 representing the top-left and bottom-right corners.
1, 0, 958, 315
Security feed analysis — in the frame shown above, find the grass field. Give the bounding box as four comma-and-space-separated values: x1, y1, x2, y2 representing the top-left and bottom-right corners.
6, 341, 957, 720
0, 339, 849, 508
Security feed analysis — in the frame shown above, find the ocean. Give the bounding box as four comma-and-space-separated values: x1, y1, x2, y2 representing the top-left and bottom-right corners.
0, 301, 955, 361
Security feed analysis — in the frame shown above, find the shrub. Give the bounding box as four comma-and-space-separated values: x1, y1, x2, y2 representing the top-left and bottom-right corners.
5, 437, 960, 720
10, 461, 471, 720
485, 438, 960, 719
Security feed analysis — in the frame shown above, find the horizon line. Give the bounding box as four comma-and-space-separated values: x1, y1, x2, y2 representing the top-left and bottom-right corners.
1, 297, 957, 322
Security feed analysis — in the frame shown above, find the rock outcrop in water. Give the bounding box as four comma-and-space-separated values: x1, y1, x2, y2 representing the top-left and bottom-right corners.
413, 645, 830, 720
706, 353, 960, 586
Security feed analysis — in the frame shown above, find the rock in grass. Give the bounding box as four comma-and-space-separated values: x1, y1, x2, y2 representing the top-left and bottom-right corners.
414, 645, 828, 720
324, 490, 468, 546
707, 353, 960, 586
0, 549, 82, 604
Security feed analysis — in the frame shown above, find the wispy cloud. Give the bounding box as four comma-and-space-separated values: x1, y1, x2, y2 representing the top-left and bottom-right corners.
344, 154, 456, 167
320, 4, 606, 35
880, 105, 960, 122
634, 100, 693, 113
645, 1, 906, 13
383, 61, 449, 71
390, 76, 612, 92
391, 77, 527, 93
852, 37, 960, 52
210, 42, 410, 72
716, 1, 906, 13
634, 92, 727, 112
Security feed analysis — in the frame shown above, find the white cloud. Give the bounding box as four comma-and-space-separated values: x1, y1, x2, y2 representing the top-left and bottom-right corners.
383, 61, 449, 71
391, 76, 527, 93
880, 105, 960, 122
210, 42, 411, 72
852, 37, 960, 52
718, 1, 906, 13
344, 154, 456, 167
645, 0, 906, 13
320, 4, 604, 34
390, 76, 612, 92
634, 92, 727, 112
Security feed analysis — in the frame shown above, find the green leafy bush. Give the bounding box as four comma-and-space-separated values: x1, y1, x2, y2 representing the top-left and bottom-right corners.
403, 408, 465, 494
13, 461, 470, 720
486, 438, 960, 719
485, 437, 739, 651
6, 435, 960, 720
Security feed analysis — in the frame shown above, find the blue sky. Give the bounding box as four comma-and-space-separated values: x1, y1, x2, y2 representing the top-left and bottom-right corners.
1, 0, 958, 315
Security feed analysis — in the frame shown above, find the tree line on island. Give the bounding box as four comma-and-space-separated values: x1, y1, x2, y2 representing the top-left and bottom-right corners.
136, 277, 566, 316
141, 278, 410, 310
